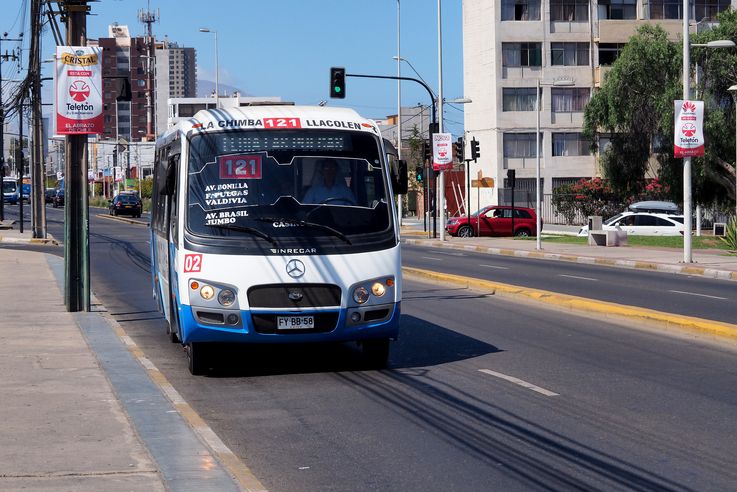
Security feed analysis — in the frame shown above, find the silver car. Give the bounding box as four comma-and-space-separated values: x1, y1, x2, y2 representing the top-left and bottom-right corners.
578, 211, 685, 237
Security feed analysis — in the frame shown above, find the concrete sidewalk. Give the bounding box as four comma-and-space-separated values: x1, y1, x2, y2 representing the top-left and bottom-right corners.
0, 241, 250, 490
400, 217, 737, 281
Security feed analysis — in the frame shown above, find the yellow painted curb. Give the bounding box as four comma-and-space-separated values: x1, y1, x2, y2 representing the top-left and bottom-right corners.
403, 266, 737, 340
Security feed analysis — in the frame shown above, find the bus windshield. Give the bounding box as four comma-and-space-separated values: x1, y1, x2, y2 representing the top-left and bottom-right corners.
185, 129, 392, 246
3, 181, 17, 193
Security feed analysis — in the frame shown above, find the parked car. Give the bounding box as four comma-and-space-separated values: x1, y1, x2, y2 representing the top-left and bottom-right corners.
628, 200, 680, 214
52, 189, 65, 208
21, 183, 31, 202
2, 178, 19, 204
45, 188, 57, 203
108, 193, 142, 217
578, 211, 685, 237
446, 206, 540, 237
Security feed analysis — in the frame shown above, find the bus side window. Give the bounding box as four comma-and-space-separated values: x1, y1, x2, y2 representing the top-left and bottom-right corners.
168, 156, 180, 242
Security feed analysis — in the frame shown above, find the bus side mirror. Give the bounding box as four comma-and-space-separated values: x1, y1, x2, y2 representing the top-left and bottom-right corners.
391, 159, 408, 195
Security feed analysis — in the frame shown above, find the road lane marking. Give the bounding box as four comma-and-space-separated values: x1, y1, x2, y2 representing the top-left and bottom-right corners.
434, 251, 466, 257
478, 369, 559, 397
558, 274, 598, 281
480, 264, 509, 270
668, 290, 727, 300
421, 256, 443, 261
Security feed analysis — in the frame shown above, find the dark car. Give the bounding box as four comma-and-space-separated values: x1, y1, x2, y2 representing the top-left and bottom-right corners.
446, 205, 541, 237
52, 189, 65, 208
45, 188, 57, 203
109, 193, 142, 217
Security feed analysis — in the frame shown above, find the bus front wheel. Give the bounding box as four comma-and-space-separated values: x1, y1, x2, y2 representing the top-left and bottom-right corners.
361, 339, 390, 369
187, 342, 211, 375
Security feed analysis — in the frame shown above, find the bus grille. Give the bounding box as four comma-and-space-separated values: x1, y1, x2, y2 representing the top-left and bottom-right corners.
247, 284, 341, 308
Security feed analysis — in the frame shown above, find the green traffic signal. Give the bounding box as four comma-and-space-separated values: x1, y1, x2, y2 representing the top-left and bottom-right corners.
330, 67, 345, 99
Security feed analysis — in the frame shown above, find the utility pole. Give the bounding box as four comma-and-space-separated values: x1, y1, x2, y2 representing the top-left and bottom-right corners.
0, 37, 21, 223
63, 0, 91, 312
138, 6, 158, 139
30, 0, 46, 238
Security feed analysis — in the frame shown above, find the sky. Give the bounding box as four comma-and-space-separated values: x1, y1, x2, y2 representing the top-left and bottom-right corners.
2, 0, 466, 137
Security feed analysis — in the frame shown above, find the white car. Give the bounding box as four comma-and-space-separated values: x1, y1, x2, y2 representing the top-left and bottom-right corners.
578, 212, 686, 237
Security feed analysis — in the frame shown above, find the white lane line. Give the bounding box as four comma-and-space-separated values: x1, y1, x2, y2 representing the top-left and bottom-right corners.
480, 264, 509, 270
434, 251, 466, 257
558, 274, 598, 282
668, 290, 727, 300
421, 256, 443, 261
478, 369, 559, 397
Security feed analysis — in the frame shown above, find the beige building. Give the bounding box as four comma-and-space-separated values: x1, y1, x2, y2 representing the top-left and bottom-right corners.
462, 0, 734, 208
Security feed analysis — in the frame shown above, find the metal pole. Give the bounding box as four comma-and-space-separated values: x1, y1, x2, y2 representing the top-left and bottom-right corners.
536, 78, 542, 250
17, 101, 24, 234
683, 0, 693, 263
64, 1, 90, 312
214, 30, 220, 108
437, 0, 446, 241
31, 6, 46, 239
396, 0, 402, 226
466, 158, 471, 227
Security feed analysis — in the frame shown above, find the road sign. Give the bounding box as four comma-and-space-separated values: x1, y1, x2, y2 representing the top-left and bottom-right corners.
471, 177, 495, 188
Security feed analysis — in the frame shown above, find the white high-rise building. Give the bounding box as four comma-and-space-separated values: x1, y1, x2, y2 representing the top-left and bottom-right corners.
463, 0, 735, 208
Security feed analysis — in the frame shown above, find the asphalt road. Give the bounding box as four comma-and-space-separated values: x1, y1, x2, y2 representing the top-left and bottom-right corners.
403, 243, 737, 324
6, 204, 737, 491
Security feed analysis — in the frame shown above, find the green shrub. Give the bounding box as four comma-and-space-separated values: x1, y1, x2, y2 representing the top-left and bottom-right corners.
720, 216, 737, 252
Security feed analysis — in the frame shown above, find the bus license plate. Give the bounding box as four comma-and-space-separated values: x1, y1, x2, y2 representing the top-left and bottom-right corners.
277, 316, 315, 330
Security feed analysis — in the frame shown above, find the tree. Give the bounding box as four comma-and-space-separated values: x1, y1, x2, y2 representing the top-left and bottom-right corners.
583, 24, 682, 197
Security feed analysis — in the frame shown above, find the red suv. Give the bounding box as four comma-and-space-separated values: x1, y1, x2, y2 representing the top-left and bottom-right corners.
446, 206, 540, 237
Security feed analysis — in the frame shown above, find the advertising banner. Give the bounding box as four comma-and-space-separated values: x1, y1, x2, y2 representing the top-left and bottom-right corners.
55, 46, 103, 135
674, 100, 704, 158
432, 132, 453, 171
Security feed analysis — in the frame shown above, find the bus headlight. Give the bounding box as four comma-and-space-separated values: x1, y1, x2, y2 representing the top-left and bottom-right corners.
371, 282, 386, 297
200, 284, 215, 300
353, 286, 370, 304
218, 289, 236, 307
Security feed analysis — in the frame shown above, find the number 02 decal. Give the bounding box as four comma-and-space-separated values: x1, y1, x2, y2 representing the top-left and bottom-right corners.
183, 254, 202, 273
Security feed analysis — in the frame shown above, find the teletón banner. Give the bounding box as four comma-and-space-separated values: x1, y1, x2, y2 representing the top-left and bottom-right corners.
673, 100, 704, 158
55, 46, 103, 135
432, 132, 453, 171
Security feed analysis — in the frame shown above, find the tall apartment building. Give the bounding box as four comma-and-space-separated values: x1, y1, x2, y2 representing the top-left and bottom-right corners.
97, 24, 150, 144
463, 0, 735, 208
155, 39, 197, 135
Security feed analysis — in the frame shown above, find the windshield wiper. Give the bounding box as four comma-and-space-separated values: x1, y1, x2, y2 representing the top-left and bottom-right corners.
257, 217, 352, 245
208, 223, 277, 246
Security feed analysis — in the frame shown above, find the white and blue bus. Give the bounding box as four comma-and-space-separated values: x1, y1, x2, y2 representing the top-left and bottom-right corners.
151, 105, 407, 374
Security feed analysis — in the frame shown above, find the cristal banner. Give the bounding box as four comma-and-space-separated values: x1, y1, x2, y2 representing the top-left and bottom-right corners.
55, 46, 103, 135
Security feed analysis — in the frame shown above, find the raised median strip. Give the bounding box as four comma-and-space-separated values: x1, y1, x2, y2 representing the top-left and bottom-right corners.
403, 266, 737, 341
96, 213, 149, 226
403, 237, 737, 282
0, 235, 59, 245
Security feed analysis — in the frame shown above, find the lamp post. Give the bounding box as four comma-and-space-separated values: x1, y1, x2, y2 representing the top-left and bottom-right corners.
536, 78, 574, 251
396, 0, 402, 226
199, 28, 219, 108
729, 85, 737, 218
437, 0, 446, 241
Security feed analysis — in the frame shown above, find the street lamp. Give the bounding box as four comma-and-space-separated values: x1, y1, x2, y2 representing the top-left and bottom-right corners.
729, 85, 737, 218
393, 56, 437, 98
396, 0, 402, 226
199, 28, 220, 108
536, 78, 574, 251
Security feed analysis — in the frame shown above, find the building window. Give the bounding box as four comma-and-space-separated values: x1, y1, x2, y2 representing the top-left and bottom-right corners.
599, 43, 626, 65
598, 0, 637, 19
503, 88, 537, 111
550, 0, 589, 22
551, 88, 590, 112
552, 133, 591, 156
504, 133, 540, 158
501, 0, 541, 20
645, 0, 683, 19
695, 0, 731, 21
551, 43, 589, 66
502, 42, 542, 67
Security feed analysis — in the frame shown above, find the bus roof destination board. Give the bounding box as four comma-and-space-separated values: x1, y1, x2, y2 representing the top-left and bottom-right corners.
674, 100, 704, 158
55, 46, 103, 135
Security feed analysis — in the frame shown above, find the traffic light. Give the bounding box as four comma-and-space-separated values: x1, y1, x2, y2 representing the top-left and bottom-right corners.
330, 67, 345, 99
455, 137, 465, 162
423, 139, 432, 162
470, 137, 480, 161
415, 166, 424, 182
507, 169, 516, 189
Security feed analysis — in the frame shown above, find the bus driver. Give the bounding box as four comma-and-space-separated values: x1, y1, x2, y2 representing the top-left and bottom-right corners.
302, 159, 356, 205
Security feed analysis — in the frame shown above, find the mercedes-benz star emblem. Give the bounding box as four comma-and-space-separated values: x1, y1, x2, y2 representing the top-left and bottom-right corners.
286, 259, 305, 278
288, 291, 304, 302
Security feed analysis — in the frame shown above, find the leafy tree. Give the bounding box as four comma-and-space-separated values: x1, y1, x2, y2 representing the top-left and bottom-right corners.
583, 24, 681, 196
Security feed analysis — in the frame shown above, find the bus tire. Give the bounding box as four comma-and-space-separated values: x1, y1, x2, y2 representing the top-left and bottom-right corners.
361, 339, 390, 369
187, 342, 210, 375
